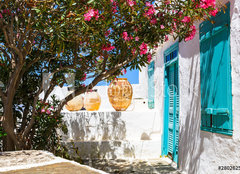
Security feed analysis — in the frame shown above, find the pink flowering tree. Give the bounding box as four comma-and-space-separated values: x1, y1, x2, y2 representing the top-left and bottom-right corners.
0, 0, 218, 150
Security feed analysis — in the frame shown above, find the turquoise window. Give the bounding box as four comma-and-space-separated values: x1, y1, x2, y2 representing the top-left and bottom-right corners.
200, 3, 232, 136
148, 61, 155, 109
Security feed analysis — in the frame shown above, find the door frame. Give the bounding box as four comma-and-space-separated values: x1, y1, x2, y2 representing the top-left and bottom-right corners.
161, 42, 179, 164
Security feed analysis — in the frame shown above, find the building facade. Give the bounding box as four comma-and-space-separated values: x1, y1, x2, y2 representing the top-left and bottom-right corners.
149, 1, 240, 173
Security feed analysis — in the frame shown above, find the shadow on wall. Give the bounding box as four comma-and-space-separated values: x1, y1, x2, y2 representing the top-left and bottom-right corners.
60, 112, 135, 159
62, 112, 126, 141
63, 140, 135, 160
178, 1, 235, 173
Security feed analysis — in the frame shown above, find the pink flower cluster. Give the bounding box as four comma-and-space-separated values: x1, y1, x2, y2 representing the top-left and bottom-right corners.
210, 9, 218, 16
121, 69, 127, 74
122, 31, 128, 41
102, 44, 115, 51
122, 31, 135, 41
81, 73, 87, 81
184, 25, 196, 41
126, 0, 136, 7
0, 9, 11, 18
41, 105, 54, 115
200, 0, 216, 9
111, 0, 118, 13
147, 53, 152, 63
144, 2, 155, 18
139, 42, 148, 55
84, 9, 99, 21
105, 30, 111, 37
181, 16, 191, 23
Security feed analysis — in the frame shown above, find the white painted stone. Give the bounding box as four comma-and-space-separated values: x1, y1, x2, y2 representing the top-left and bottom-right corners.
150, 1, 240, 173
60, 110, 162, 159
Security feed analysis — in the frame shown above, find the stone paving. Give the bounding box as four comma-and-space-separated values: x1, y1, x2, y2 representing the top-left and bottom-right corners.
0, 150, 180, 174
2, 162, 101, 174
82, 158, 180, 174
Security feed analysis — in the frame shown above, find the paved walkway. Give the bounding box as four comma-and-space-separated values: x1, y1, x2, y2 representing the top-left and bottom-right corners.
2, 162, 102, 174
0, 151, 180, 174
82, 158, 180, 174
0, 150, 106, 174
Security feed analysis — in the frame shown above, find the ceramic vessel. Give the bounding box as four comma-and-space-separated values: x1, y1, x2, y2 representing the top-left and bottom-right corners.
84, 89, 101, 111
108, 78, 133, 111
65, 94, 84, 111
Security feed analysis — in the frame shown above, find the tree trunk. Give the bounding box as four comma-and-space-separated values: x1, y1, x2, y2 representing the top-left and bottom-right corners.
2, 107, 16, 151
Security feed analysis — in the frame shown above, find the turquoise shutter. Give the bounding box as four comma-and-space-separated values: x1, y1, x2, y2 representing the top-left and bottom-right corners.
162, 42, 179, 164
168, 65, 174, 154
200, 2, 232, 135
173, 63, 179, 162
148, 61, 155, 109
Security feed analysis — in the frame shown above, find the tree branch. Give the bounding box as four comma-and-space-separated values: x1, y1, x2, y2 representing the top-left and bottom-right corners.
0, 47, 11, 63
22, 86, 43, 139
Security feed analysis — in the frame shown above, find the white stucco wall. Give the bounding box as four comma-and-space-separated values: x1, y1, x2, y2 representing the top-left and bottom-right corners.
151, 0, 240, 173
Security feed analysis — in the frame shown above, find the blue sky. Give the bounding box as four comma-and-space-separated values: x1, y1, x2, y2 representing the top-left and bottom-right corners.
85, 68, 139, 86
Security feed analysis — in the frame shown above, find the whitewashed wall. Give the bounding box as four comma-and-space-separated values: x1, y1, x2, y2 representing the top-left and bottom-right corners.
151, 0, 240, 173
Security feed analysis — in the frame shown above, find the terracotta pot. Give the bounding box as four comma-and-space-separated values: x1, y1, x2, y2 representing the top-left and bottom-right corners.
65, 94, 84, 111
84, 89, 101, 111
108, 78, 133, 111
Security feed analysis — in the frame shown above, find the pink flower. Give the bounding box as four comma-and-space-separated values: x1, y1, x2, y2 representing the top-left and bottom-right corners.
81, 73, 87, 81
84, 9, 99, 21
2, 9, 10, 15
127, 0, 136, 7
112, 6, 117, 13
210, 9, 218, 16
41, 109, 45, 113
139, 42, 148, 55
146, 2, 150, 6
144, 3, 155, 18
112, 1, 118, 13
0, 13, 2, 18
147, 53, 152, 63
122, 31, 128, 41
122, 69, 127, 74
200, 0, 216, 9
131, 48, 136, 55
135, 36, 139, 41
165, 35, 169, 41
160, 25, 165, 29
46, 110, 51, 115
181, 16, 191, 23
102, 44, 115, 51
150, 18, 157, 24
51, 106, 54, 109
105, 30, 111, 37
184, 25, 196, 41
94, 10, 99, 20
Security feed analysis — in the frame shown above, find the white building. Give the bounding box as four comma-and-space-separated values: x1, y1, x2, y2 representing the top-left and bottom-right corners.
55, 1, 240, 173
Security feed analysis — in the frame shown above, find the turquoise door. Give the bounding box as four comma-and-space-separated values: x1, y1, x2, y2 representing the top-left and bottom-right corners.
162, 43, 179, 164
